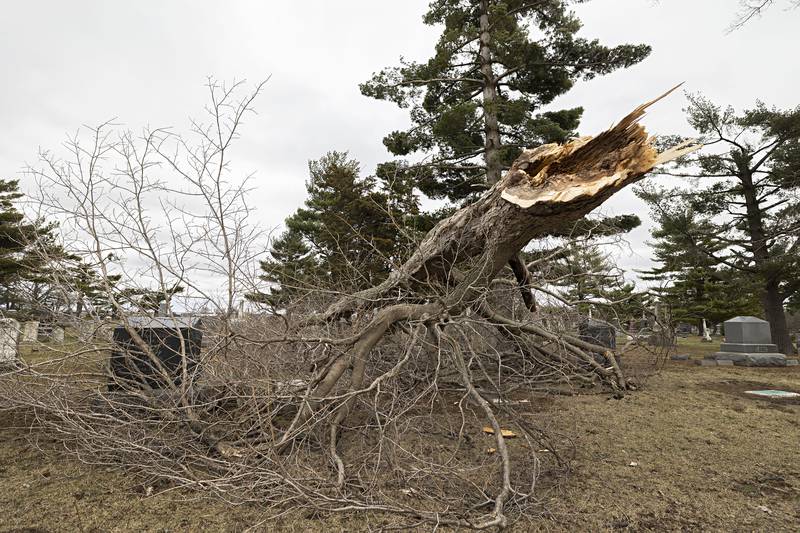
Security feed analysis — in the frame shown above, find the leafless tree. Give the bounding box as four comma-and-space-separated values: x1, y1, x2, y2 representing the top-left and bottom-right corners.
728, 0, 800, 31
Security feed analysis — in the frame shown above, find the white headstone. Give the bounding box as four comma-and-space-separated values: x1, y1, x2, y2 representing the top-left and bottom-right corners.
0, 318, 20, 364
50, 326, 65, 344
22, 321, 39, 343
701, 319, 712, 342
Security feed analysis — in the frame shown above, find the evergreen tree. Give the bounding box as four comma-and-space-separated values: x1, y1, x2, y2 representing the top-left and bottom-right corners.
637, 95, 800, 353
251, 228, 318, 308
549, 244, 619, 308
116, 284, 184, 315
544, 242, 647, 326
0, 179, 60, 313
361, 0, 650, 203
68, 260, 121, 317
253, 152, 420, 308
637, 203, 761, 329
602, 281, 648, 330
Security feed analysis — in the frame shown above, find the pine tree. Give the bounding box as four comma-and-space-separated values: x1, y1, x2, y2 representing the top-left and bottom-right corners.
253, 152, 420, 308
361, 0, 650, 203
637, 203, 761, 330
251, 228, 318, 308
540, 242, 647, 327
0, 179, 60, 313
638, 95, 800, 353
68, 260, 121, 317
546, 243, 624, 312
0, 179, 31, 289
116, 284, 184, 315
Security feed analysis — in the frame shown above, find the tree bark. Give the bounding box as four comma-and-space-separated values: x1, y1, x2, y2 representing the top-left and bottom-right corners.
763, 279, 791, 354
739, 163, 792, 354
508, 253, 536, 311
479, 0, 503, 186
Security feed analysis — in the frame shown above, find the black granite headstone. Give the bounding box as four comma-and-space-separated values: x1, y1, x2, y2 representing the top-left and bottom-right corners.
578, 320, 616, 350
109, 316, 203, 390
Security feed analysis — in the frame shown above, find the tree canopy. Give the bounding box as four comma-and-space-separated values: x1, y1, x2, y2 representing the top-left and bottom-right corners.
253, 152, 419, 308
638, 95, 800, 353
637, 202, 761, 327
361, 0, 650, 203
0, 179, 64, 316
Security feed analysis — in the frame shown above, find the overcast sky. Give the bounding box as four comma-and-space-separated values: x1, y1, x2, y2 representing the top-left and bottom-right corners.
1, 0, 798, 282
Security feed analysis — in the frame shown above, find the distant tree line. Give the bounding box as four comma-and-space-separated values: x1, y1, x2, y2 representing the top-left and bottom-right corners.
0, 178, 190, 320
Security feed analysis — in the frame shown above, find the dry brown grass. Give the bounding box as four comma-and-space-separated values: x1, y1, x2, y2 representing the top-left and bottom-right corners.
1, 339, 799, 532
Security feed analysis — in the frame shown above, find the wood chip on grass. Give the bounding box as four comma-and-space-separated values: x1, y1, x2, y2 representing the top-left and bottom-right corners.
482, 427, 517, 438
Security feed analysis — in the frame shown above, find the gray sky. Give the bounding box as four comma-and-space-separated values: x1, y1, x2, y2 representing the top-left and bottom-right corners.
2, 0, 798, 280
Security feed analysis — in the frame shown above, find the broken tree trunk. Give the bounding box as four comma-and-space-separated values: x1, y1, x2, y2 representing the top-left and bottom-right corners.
321, 87, 697, 324
289, 87, 698, 447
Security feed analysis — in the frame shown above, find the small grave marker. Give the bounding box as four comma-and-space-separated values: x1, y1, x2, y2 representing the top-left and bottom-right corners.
744, 390, 799, 399
0, 318, 20, 364
21, 321, 38, 343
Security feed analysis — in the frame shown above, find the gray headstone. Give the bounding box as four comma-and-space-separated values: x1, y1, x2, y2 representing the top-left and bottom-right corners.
0, 318, 20, 364
719, 342, 780, 353
723, 316, 772, 344
578, 320, 616, 349
21, 321, 39, 343
713, 316, 786, 366
50, 327, 65, 344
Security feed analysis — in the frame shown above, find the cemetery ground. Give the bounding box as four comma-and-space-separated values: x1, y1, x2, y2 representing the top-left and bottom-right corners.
1, 338, 799, 532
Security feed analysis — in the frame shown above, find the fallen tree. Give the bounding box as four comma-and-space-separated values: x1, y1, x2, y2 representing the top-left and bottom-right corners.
310, 85, 696, 391
3, 84, 696, 530
264, 87, 696, 527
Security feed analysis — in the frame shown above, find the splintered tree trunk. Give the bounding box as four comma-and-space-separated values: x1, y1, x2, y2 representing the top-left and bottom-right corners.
323, 87, 697, 324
